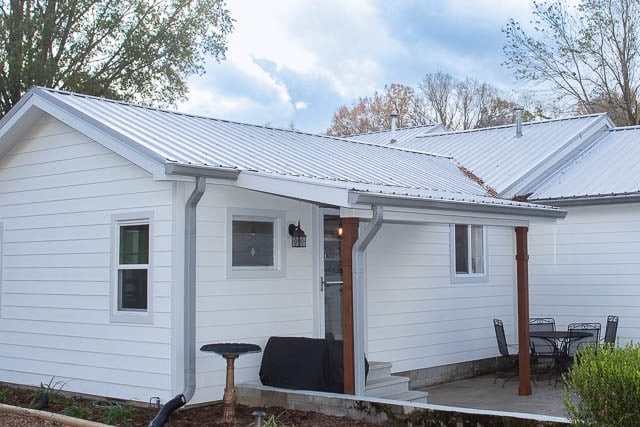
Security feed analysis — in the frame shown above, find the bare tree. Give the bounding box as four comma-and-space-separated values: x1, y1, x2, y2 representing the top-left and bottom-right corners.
418, 72, 519, 130
503, 0, 640, 125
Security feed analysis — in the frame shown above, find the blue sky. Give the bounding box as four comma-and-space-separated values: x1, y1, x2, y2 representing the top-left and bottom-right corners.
178, 1, 535, 133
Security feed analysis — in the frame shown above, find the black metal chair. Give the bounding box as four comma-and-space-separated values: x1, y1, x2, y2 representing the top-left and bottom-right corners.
493, 319, 519, 387
529, 317, 556, 380
567, 322, 601, 357
603, 315, 619, 346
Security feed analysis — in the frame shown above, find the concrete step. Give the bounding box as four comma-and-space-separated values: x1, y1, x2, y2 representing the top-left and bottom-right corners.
367, 361, 392, 381
382, 390, 429, 403
363, 375, 410, 398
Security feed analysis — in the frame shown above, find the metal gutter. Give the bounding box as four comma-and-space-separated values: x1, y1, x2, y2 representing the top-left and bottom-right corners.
182, 177, 207, 402
349, 192, 567, 219
165, 163, 240, 180
351, 206, 383, 395
532, 193, 640, 207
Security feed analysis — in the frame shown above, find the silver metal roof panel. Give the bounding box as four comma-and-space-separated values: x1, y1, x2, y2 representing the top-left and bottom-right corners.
531, 126, 640, 201
34, 88, 483, 196
386, 115, 612, 195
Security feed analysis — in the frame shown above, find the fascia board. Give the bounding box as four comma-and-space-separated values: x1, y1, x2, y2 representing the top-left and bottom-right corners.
500, 115, 613, 198
532, 193, 640, 207
0, 100, 47, 160
349, 192, 566, 219
340, 206, 530, 227
28, 89, 166, 177
234, 172, 351, 207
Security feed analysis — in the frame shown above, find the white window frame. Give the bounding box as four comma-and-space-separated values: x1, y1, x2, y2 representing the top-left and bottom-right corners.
110, 212, 154, 324
450, 224, 488, 283
226, 208, 286, 279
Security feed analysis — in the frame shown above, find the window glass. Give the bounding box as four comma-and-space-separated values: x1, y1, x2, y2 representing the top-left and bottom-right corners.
471, 225, 484, 274
119, 224, 149, 264
455, 224, 469, 274
118, 269, 148, 310
232, 220, 274, 267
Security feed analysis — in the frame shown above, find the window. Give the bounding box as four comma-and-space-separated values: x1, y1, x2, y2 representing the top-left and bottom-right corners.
451, 224, 487, 282
227, 209, 285, 278
111, 213, 153, 323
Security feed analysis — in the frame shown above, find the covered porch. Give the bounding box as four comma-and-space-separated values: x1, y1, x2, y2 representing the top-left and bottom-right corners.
324, 192, 565, 399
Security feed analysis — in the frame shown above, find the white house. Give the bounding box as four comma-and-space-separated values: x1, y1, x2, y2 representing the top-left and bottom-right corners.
0, 88, 563, 405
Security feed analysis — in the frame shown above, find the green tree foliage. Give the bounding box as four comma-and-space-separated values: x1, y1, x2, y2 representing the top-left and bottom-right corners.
504, 0, 640, 126
0, 0, 234, 114
563, 342, 640, 426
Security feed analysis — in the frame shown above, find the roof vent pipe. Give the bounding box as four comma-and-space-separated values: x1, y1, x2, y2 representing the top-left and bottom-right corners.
389, 112, 398, 143
514, 107, 523, 138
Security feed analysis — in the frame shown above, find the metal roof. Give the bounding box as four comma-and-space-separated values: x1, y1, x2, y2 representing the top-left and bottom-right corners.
0, 87, 565, 216
530, 126, 640, 201
33, 87, 484, 196
346, 124, 447, 145
384, 115, 612, 196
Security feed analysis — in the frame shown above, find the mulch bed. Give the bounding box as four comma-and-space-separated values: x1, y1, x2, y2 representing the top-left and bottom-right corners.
0, 382, 383, 426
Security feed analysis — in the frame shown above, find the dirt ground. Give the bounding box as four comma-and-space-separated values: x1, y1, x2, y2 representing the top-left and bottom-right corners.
0, 383, 383, 426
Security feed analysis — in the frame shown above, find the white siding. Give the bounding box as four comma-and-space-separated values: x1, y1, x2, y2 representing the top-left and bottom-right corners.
191, 184, 316, 404
529, 204, 640, 343
365, 223, 516, 373
0, 115, 174, 401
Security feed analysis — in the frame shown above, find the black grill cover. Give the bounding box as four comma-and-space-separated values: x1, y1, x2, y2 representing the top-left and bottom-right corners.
259, 336, 368, 393
259, 336, 330, 391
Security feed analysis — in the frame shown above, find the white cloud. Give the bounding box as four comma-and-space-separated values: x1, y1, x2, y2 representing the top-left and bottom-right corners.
294, 101, 308, 110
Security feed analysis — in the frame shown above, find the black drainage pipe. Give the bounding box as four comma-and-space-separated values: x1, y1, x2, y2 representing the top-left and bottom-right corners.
148, 394, 186, 427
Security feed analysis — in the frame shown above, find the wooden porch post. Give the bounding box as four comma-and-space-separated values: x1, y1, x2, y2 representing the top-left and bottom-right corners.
515, 226, 531, 396
341, 217, 358, 394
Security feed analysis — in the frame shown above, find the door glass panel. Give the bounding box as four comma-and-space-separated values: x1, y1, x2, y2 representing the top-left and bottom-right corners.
323, 215, 343, 340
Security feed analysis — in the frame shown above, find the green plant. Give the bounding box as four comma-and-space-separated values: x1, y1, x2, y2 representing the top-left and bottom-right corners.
29, 377, 66, 408
0, 386, 12, 402
563, 342, 640, 426
62, 404, 92, 419
98, 401, 136, 425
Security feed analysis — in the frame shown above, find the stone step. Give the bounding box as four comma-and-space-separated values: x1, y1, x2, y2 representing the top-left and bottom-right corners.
367, 361, 392, 381
363, 375, 410, 398
382, 390, 429, 403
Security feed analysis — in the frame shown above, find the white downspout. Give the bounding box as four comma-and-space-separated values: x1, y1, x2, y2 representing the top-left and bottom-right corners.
352, 205, 383, 395
182, 176, 207, 402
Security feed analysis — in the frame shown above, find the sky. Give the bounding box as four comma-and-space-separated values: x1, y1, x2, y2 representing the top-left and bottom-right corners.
178, 1, 535, 134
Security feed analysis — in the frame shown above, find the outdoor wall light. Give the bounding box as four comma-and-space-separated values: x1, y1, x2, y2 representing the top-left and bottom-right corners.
337, 221, 343, 237
288, 221, 307, 248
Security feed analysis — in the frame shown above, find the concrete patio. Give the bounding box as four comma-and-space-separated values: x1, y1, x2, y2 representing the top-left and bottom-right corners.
420, 374, 568, 418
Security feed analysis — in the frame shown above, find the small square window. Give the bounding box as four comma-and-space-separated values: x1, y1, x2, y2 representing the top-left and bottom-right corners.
451, 224, 487, 282
227, 209, 285, 279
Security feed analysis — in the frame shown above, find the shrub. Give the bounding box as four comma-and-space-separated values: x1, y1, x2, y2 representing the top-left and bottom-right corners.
563, 342, 640, 426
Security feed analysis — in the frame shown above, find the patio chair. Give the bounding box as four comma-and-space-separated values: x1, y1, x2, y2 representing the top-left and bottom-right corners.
529, 318, 557, 381
493, 319, 519, 387
603, 315, 619, 346
567, 322, 601, 358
